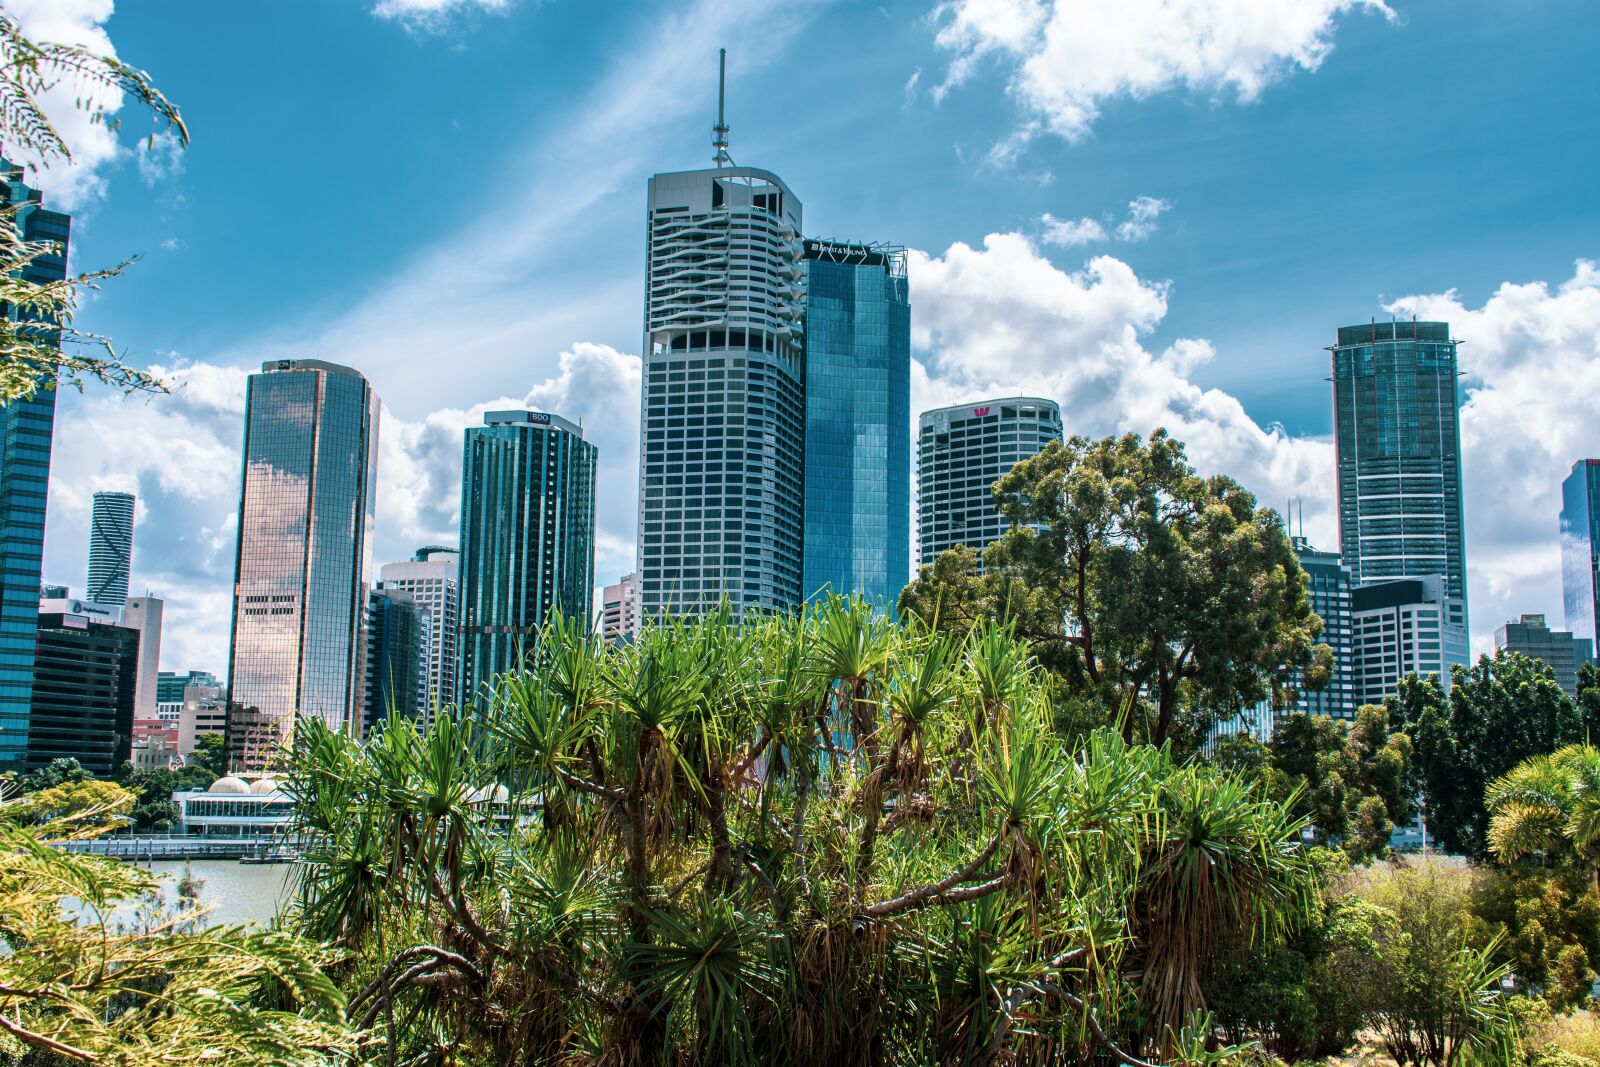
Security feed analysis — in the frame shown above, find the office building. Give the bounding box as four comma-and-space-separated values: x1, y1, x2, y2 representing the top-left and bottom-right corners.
1330, 321, 1468, 633
0, 159, 70, 771
378, 546, 459, 712
1349, 576, 1470, 708
86, 490, 135, 605
121, 595, 162, 718
599, 572, 642, 644
916, 398, 1064, 565
1561, 459, 1600, 650
1293, 538, 1355, 718
801, 240, 911, 610
458, 410, 596, 703
364, 588, 430, 730
1495, 613, 1593, 699
25, 609, 140, 776
158, 670, 219, 705
175, 681, 227, 756
225, 359, 379, 771
637, 83, 809, 618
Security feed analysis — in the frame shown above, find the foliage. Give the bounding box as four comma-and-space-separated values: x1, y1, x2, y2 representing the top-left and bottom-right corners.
1487, 744, 1600, 880
2, 776, 136, 831
11, 755, 91, 793
1266, 706, 1413, 862
283, 602, 1315, 1065
896, 431, 1321, 747
0, 793, 354, 1064
116, 760, 217, 831
186, 731, 229, 776
0, 8, 187, 403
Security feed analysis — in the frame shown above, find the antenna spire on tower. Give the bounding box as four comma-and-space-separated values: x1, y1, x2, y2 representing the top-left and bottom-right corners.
713, 48, 733, 167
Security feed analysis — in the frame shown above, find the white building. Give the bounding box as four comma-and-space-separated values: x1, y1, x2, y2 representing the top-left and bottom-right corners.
1350, 576, 1470, 707
599, 572, 641, 644
121, 595, 163, 719
378, 546, 459, 712
173, 775, 292, 836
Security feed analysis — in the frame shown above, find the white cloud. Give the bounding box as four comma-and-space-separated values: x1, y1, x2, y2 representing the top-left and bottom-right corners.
136, 129, 184, 185
1041, 196, 1171, 247
934, 0, 1393, 147
1039, 213, 1106, 247
372, 0, 515, 31
1116, 195, 1169, 241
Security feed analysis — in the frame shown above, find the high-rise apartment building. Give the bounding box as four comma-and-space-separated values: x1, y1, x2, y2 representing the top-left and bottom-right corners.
1330, 321, 1468, 633
364, 588, 430, 731
225, 359, 379, 771
86, 490, 135, 605
458, 410, 596, 704
1561, 459, 1600, 650
916, 398, 1064, 566
599, 572, 642, 644
0, 159, 69, 771
26, 609, 140, 776
1349, 576, 1470, 707
637, 141, 808, 617
1495, 613, 1593, 699
378, 546, 459, 713
801, 240, 911, 610
1293, 539, 1355, 718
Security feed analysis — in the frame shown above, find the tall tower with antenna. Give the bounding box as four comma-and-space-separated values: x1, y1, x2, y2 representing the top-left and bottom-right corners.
635, 51, 807, 619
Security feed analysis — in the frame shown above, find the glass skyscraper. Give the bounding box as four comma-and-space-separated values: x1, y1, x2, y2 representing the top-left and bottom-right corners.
801, 240, 911, 611
364, 588, 430, 731
1292, 538, 1354, 719
637, 163, 808, 618
916, 398, 1064, 565
225, 359, 379, 771
87, 490, 135, 604
1330, 320, 1468, 633
378, 546, 459, 713
1561, 459, 1600, 649
0, 158, 69, 771
457, 410, 596, 705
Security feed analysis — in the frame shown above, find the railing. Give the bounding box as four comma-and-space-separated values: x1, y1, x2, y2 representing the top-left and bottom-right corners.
54, 834, 298, 862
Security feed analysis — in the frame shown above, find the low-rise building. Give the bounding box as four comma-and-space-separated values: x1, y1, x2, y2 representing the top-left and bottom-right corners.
173, 775, 292, 836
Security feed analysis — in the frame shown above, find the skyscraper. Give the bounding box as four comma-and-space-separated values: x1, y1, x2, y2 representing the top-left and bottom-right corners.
1495, 613, 1593, 699
1292, 538, 1355, 719
26, 607, 140, 777
121, 595, 163, 719
1560, 459, 1600, 650
457, 410, 596, 704
801, 240, 911, 611
226, 359, 379, 771
86, 490, 135, 605
0, 159, 69, 771
637, 61, 808, 618
916, 398, 1064, 566
364, 588, 430, 731
378, 546, 459, 712
1330, 320, 1468, 635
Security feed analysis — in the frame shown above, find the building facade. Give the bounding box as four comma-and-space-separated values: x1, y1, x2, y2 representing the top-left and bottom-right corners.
378, 546, 459, 713
1293, 539, 1355, 718
1331, 321, 1468, 634
25, 611, 140, 776
225, 359, 380, 771
0, 159, 70, 771
458, 410, 596, 704
916, 398, 1064, 566
1561, 459, 1600, 650
158, 670, 219, 705
121, 595, 163, 719
599, 572, 642, 644
1494, 613, 1594, 699
801, 240, 911, 611
637, 164, 808, 618
86, 490, 135, 605
364, 588, 430, 730
175, 682, 227, 756
1349, 576, 1471, 708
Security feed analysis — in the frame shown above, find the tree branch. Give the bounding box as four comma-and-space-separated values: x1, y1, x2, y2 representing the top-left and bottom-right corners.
863, 833, 1004, 917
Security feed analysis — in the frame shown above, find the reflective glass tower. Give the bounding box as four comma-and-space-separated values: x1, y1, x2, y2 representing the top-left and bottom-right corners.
457, 411, 596, 704
378, 547, 458, 713
87, 490, 135, 605
1561, 459, 1600, 649
1330, 321, 1467, 633
225, 359, 379, 771
801, 241, 911, 611
364, 588, 430, 731
0, 158, 69, 771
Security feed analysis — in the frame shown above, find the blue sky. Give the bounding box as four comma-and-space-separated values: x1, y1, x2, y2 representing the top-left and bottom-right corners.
17, 0, 1600, 674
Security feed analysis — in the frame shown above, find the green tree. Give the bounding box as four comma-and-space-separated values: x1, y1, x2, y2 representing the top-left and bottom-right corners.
1268, 706, 1413, 862
1578, 664, 1600, 743
116, 760, 217, 831
3, 776, 135, 831
10, 754, 90, 793
898, 431, 1321, 746
1471, 867, 1600, 1012
187, 731, 229, 776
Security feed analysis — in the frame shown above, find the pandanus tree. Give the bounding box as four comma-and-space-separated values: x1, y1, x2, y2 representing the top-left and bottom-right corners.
1486, 743, 1600, 885
283, 597, 1312, 1065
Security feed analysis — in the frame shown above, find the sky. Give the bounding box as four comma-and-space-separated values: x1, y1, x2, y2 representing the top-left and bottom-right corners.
13, 0, 1599, 677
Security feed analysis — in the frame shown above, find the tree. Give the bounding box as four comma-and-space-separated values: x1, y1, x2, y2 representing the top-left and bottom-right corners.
1267, 706, 1413, 862
187, 730, 229, 776
2, 776, 135, 831
1578, 664, 1600, 742
117, 760, 217, 831
1471, 866, 1600, 1012
0, 9, 187, 403
8, 754, 90, 794
898, 431, 1321, 746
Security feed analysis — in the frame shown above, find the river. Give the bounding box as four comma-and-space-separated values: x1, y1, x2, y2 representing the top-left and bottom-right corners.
138, 859, 294, 928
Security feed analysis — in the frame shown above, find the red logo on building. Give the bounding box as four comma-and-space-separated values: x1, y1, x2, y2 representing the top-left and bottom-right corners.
973, 406, 990, 417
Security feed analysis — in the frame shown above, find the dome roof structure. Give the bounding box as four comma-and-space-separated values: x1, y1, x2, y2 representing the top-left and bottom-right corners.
249, 777, 281, 795
208, 776, 251, 795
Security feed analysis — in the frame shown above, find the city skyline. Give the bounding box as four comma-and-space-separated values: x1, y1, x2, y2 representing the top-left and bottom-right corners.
14, 1, 1599, 675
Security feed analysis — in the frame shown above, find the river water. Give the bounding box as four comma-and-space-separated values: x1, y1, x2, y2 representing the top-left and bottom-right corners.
138, 859, 294, 928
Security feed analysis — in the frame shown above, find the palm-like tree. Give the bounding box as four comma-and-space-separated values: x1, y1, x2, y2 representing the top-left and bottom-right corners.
1487, 743, 1600, 884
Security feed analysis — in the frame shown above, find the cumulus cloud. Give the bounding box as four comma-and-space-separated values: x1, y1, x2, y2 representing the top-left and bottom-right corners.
371, 0, 516, 31
1116, 195, 1169, 241
1039, 214, 1107, 247
934, 0, 1393, 146
1041, 195, 1171, 247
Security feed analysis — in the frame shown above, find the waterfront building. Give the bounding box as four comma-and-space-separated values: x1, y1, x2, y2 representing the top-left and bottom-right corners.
225, 359, 379, 772
173, 776, 292, 836
86, 490, 135, 605
378, 546, 458, 712
1293, 538, 1356, 718
1330, 321, 1468, 632
25, 609, 140, 776
801, 240, 911, 611
0, 159, 70, 771
121, 595, 163, 719
637, 72, 809, 618
157, 670, 219, 705
916, 398, 1064, 566
458, 410, 596, 704
1561, 459, 1600, 650
1494, 613, 1593, 699
599, 572, 642, 644
1349, 576, 1470, 708
364, 588, 430, 730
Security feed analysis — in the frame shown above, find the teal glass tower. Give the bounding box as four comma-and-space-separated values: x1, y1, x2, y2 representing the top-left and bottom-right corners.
0, 159, 70, 771
1561, 459, 1600, 649
801, 240, 910, 610
457, 410, 596, 705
